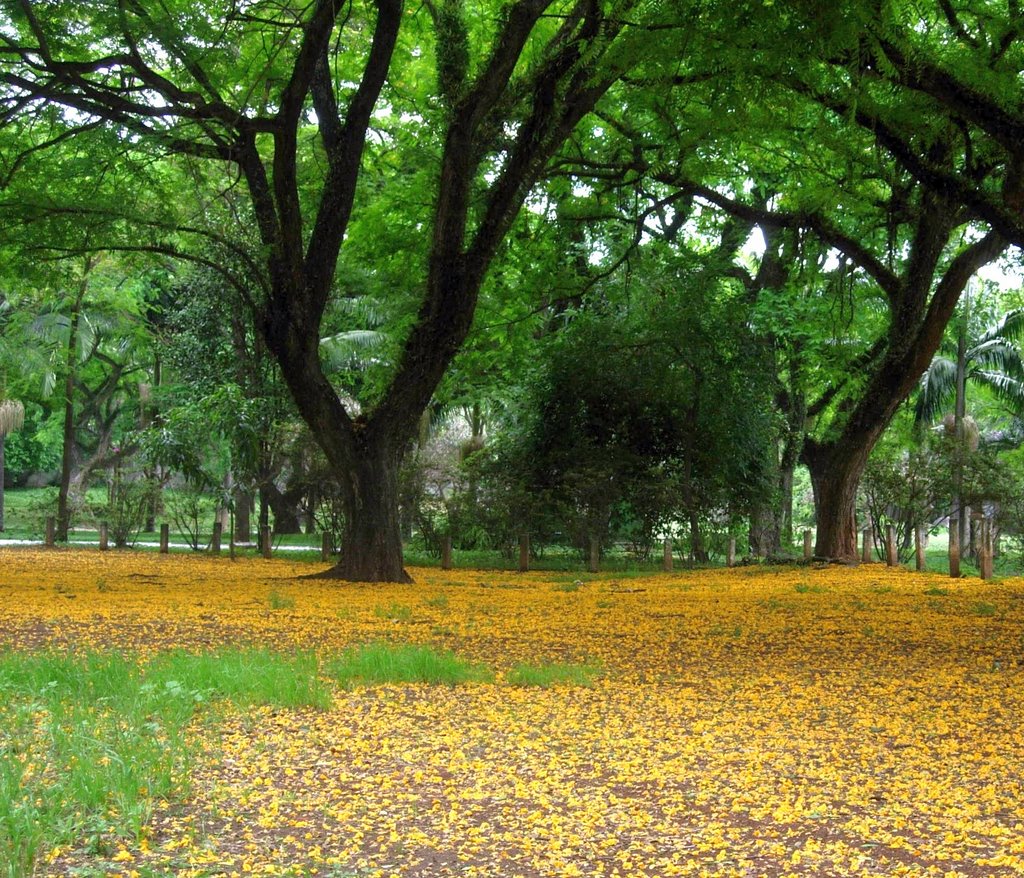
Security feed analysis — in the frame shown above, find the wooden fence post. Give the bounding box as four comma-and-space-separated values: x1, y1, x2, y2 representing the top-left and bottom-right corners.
99, 522, 109, 551
211, 521, 223, 555
160, 523, 169, 554
949, 516, 960, 578
518, 534, 530, 573
441, 535, 453, 571
261, 526, 272, 559
914, 525, 925, 571
861, 527, 872, 563
885, 524, 897, 566
803, 529, 812, 560
44, 516, 55, 547
727, 537, 736, 569
663, 538, 673, 572
321, 532, 332, 562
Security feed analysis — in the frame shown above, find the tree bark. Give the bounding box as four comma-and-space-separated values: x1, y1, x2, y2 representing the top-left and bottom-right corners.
234, 488, 252, 542
311, 444, 410, 582
0, 434, 5, 532
57, 262, 92, 541
265, 483, 303, 534
805, 439, 867, 561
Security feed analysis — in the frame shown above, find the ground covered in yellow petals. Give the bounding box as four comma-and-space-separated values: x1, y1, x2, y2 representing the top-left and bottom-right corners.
2, 548, 1023, 878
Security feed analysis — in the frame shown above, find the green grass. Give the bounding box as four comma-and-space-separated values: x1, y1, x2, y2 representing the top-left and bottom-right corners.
268, 589, 297, 611
373, 602, 413, 622
552, 581, 583, 592
0, 649, 330, 878
326, 643, 492, 687
505, 661, 601, 688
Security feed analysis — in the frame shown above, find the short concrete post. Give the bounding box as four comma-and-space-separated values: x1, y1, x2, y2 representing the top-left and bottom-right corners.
914, 525, 925, 571
885, 524, 897, 567
727, 537, 736, 568
949, 516, 960, 578
99, 522, 109, 551
518, 534, 530, 573
588, 536, 600, 573
321, 532, 332, 562
261, 526, 272, 559
861, 527, 872, 563
211, 521, 223, 555
803, 529, 812, 560
662, 538, 673, 572
441, 535, 453, 571
159, 523, 169, 554
45, 516, 55, 547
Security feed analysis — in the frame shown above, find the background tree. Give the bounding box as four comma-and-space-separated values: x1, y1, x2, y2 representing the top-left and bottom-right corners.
916, 296, 1024, 548
0, 397, 24, 530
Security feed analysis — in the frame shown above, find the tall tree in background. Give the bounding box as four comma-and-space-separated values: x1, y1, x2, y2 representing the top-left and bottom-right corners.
0, 398, 24, 531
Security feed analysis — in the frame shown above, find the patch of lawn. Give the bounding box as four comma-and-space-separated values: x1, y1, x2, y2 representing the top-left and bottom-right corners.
0, 649, 329, 878
505, 661, 601, 688
326, 642, 492, 687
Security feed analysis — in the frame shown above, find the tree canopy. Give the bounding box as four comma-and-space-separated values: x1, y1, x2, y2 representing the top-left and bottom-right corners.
1, 0, 1022, 576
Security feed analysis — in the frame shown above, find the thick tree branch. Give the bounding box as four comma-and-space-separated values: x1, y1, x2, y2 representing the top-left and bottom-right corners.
677, 180, 904, 302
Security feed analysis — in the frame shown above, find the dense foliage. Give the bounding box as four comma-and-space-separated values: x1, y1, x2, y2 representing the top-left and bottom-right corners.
0, 0, 1022, 571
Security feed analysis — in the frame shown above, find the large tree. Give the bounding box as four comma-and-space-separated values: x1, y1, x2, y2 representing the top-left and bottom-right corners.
0, 0, 662, 579
586, 0, 1022, 559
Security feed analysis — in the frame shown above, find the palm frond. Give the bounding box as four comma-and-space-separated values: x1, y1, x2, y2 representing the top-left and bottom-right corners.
976, 308, 1024, 346
969, 339, 1024, 380
913, 356, 956, 425
319, 329, 387, 371
973, 369, 1024, 415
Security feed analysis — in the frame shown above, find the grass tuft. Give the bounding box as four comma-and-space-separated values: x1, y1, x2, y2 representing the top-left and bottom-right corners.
326, 642, 491, 687
373, 602, 413, 622
505, 661, 600, 688
268, 590, 296, 610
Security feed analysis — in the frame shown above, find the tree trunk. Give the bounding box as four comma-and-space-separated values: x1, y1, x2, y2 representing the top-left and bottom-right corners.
0, 434, 5, 532
313, 445, 410, 582
954, 295, 969, 551
748, 503, 779, 557
234, 488, 252, 542
805, 441, 868, 561
265, 483, 303, 534
258, 488, 270, 550
687, 503, 708, 563
57, 299, 83, 543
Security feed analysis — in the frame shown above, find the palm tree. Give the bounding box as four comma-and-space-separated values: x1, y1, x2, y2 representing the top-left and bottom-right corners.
0, 398, 25, 532
915, 301, 1024, 549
